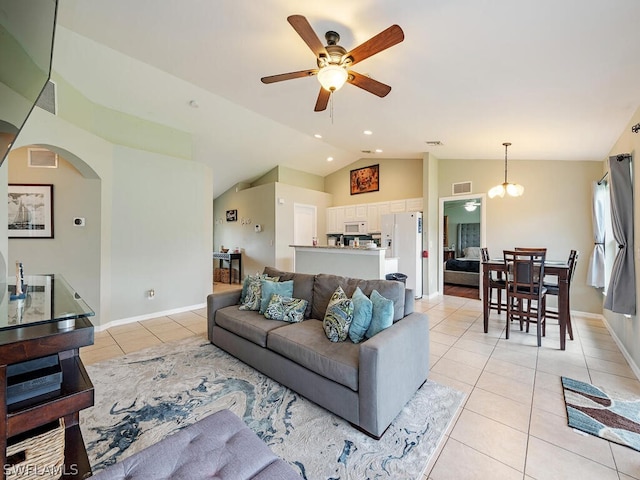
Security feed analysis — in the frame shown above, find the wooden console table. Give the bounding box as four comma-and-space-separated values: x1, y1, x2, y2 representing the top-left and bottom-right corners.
1, 275, 95, 479
213, 252, 242, 284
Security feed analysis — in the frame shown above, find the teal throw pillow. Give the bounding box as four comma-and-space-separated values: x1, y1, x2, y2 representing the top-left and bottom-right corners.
259, 279, 294, 314
365, 290, 394, 338
349, 287, 373, 343
323, 286, 354, 342
263, 294, 308, 323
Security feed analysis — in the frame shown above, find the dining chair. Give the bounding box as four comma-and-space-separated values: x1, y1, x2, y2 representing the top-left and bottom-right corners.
543, 250, 579, 340
481, 247, 506, 314
503, 249, 548, 346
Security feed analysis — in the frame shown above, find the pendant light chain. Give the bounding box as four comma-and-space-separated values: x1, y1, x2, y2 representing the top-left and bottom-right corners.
504, 142, 511, 183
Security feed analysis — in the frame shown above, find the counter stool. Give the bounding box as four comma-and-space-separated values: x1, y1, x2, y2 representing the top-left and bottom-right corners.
481, 247, 506, 314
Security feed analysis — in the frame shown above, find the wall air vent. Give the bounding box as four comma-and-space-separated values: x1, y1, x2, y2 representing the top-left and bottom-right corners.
28, 148, 58, 168
452, 181, 472, 195
35, 80, 57, 115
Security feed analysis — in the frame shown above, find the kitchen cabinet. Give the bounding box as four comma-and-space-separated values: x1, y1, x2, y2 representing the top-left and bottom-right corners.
326, 207, 339, 234
326, 197, 421, 235
389, 200, 406, 213
343, 205, 356, 222
406, 197, 424, 212
367, 202, 389, 233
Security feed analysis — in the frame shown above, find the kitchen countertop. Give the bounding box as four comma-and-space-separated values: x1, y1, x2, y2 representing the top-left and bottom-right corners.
290, 244, 386, 251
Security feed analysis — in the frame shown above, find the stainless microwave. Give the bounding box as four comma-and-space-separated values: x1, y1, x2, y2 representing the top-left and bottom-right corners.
344, 221, 368, 235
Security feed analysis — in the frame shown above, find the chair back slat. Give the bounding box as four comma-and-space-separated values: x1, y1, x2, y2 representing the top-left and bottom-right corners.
504, 249, 546, 295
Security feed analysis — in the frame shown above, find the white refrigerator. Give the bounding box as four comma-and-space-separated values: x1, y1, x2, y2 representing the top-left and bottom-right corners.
381, 212, 423, 298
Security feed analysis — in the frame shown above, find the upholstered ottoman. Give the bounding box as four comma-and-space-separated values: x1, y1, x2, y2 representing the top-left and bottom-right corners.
90, 409, 300, 479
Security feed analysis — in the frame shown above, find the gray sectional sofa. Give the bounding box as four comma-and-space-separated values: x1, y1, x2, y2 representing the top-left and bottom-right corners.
207, 267, 430, 438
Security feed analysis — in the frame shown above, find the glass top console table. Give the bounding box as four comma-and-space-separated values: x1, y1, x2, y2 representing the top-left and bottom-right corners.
2, 274, 95, 331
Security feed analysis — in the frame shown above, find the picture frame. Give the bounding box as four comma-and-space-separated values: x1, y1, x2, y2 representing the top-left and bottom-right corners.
226, 209, 238, 222
350, 164, 380, 195
8, 184, 54, 238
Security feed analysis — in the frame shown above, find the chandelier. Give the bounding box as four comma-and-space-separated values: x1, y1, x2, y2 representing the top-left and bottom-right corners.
488, 142, 524, 198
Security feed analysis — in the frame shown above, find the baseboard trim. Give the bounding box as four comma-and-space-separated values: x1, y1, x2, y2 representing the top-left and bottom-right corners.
94, 303, 206, 332
599, 314, 640, 382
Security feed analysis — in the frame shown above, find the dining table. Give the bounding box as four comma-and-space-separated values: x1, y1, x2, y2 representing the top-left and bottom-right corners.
482, 258, 572, 350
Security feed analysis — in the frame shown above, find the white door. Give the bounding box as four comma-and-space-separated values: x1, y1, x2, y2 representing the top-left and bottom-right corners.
293, 203, 317, 246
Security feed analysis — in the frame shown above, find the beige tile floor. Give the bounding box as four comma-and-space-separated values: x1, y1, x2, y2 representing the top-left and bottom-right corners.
80, 285, 640, 480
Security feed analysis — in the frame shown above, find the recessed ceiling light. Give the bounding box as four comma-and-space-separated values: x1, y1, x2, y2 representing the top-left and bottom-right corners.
327, 156, 334, 162
314, 134, 322, 139
375, 149, 383, 153
363, 130, 373, 135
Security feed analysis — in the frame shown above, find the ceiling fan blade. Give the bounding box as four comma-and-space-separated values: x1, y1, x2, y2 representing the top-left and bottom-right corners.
261, 69, 318, 84
347, 71, 392, 97
314, 88, 330, 112
287, 15, 328, 59
343, 24, 404, 66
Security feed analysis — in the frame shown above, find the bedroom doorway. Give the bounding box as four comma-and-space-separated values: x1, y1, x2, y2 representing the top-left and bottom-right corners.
438, 194, 486, 300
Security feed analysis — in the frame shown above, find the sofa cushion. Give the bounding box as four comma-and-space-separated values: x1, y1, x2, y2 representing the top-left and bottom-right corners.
267, 320, 360, 391
349, 287, 373, 344
215, 306, 287, 347
263, 294, 307, 323
366, 290, 394, 338
259, 279, 294, 314
311, 274, 406, 322
263, 267, 315, 318
90, 409, 299, 480
323, 286, 354, 342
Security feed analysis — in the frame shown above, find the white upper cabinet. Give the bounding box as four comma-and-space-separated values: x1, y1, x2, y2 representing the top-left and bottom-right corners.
326, 198, 421, 234
389, 200, 406, 213
326, 207, 339, 234
406, 197, 423, 212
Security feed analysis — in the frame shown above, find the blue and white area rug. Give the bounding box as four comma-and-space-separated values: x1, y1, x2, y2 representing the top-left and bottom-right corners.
562, 376, 640, 452
81, 336, 464, 479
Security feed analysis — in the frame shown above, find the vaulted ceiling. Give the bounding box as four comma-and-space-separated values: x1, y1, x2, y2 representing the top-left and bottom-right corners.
55, 0, 640, 197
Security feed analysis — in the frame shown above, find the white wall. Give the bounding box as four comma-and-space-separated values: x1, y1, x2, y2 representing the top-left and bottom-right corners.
110, 146, 212, 321
12, 108, 213, 327
438, 157, 604, 314
213, 181, 332, 278
7, 148, 101, 318
274, 183, 332, 272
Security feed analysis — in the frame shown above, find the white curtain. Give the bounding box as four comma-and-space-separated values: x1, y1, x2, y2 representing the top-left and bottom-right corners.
586, 181, 606, 287
604, 154, 636, 315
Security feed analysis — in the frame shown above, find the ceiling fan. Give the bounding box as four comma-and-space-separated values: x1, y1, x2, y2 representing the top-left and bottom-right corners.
261, 15, 404, 112
463, 200, 481, 212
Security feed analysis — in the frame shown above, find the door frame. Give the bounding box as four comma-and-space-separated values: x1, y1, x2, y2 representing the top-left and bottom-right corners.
438, 193, 487, 298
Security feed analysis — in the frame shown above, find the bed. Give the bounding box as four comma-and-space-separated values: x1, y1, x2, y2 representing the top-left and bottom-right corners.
444, 223, 481, 287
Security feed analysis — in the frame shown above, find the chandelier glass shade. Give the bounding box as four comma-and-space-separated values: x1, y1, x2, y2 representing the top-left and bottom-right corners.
317, 65, 348, 92
488, 142, 524, 199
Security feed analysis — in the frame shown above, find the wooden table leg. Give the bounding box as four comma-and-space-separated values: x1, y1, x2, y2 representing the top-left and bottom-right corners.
483, 264, 490, 333
558, 271, 569, 351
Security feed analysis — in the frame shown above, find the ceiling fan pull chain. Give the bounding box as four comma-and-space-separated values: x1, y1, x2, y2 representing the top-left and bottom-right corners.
330, 93, 334, 124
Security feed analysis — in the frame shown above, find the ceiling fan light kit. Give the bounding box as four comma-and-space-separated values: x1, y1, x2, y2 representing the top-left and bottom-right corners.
488, 142, 525, 199
317, 65, 348, 92
261, 15, 404, 111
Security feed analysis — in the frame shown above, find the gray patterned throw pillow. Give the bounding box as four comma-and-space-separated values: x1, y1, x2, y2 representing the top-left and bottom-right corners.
263, 294, 308, 323
323, 286, 354, 342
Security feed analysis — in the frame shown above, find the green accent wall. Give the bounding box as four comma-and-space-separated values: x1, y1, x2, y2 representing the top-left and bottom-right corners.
51, 73, 192, 160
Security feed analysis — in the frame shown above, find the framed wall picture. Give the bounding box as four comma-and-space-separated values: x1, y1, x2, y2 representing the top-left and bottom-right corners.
350, 164, 380, 195
226, 209, 238, 222
8, 184, 54, 238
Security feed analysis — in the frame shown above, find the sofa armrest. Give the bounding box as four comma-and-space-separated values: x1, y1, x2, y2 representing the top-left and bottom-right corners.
404, 289, 415, 315
207, 291, 242, 339
358, 312, 430, 437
